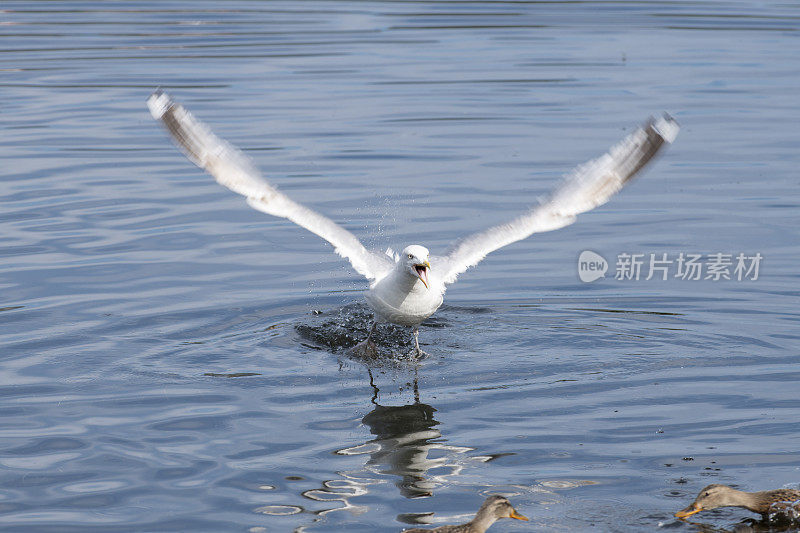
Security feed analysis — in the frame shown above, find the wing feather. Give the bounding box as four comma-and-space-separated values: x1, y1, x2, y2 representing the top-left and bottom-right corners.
147, 90, 391, 280
436, 115, 679, 284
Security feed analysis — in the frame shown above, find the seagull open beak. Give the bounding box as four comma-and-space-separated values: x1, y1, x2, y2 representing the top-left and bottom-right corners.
510, 509, 529, 521
414, 261, 431, 289
674, 504, 702, 519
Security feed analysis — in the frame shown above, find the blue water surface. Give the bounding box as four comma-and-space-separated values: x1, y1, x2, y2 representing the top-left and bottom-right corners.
1, 2, 799, 532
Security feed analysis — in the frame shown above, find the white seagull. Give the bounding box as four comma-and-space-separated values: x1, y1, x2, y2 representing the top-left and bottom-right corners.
147, 90, 678, 356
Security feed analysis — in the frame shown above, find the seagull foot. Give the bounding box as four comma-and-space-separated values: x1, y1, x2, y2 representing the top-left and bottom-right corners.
410, 327, 427, 360
412, 348, 428, 361
351, 339, 379, 359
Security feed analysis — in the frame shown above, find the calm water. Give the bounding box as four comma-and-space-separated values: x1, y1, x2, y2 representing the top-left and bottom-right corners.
2, 2, 799, 532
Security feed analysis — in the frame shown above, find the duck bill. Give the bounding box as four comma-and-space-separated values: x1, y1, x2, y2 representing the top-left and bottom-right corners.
510, 510, 529, 521
675, 504, 702, 519
415, 263, 430, 289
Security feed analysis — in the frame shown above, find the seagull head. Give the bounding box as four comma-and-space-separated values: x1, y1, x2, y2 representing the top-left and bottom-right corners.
401, 245, 431, 289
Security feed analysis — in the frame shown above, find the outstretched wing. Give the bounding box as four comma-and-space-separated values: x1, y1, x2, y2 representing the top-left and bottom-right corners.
147, 90, 392, 281
435, 114, 679, 284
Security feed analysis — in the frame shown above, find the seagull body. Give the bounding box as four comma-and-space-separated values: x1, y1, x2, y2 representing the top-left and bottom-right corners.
365, 245, 442, 327
147, 90, 679, 354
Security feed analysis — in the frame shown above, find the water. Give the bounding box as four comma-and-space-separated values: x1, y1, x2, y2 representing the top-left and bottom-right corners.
2, 2, 799, 532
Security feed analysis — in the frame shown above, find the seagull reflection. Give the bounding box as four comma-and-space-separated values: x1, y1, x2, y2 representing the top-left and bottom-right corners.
285, 370, 507, 531
337, 370, 501, 500
358, 397, 441, 498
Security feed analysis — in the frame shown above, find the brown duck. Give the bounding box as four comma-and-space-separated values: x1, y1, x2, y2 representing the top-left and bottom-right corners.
402, 495, 528, 533
676, 484, 800, 520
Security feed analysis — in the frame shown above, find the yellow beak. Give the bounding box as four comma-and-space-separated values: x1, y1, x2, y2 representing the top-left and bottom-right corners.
674, 504, 702, 519
510, 509, 529, 521
415, 261, 431, 289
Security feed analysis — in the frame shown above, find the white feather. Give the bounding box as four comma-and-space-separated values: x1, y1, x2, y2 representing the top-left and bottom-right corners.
149, 91, 678, 332
434, 114, 679, 284
148, 90, 392, 281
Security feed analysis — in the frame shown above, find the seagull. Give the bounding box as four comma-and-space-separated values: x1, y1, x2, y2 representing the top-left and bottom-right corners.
147, 90, 678, 356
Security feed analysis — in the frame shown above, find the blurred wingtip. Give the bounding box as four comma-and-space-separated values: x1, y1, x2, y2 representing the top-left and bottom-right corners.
652, 113, 680, 143
147, 88, 172, 120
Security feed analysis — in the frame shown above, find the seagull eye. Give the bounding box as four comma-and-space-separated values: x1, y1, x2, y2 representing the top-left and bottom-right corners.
408, 254, 413, 259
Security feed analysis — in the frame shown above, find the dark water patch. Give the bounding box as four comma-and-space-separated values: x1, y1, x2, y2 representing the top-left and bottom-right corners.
204, 372, 262, 378
295, 302, 416, 356
3, 437, 88, 456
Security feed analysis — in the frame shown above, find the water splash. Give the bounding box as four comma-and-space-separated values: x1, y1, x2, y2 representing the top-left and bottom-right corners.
767, 499, 800, 525
295, 302, 413, 355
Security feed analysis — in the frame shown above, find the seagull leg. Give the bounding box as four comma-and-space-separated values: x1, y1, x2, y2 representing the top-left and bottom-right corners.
366, 322, 377, 343
352, 322, 378, 359
411, 326, 426, 359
